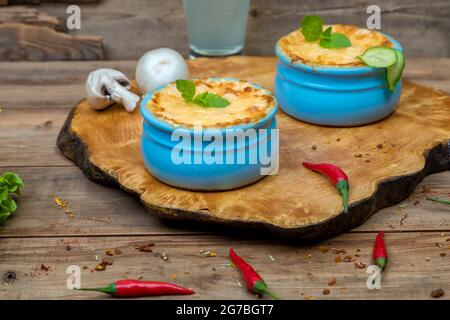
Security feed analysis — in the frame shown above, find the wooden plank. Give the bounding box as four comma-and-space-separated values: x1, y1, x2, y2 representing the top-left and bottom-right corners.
0, 58, 448, 110
38, 0, 450, 59
0, 57, 447, 87
0, 167, 449, 238
0, 60, 137, 85
0, 167, 450, 238
0, 85, 85, 109
0, 23, 104, 61
0, 6, 59, 29
0, 166, 204, 237
3, 78, 445, 106
0, 233, 449, 299
0, 108, 72, 166
0, 0, 101, 6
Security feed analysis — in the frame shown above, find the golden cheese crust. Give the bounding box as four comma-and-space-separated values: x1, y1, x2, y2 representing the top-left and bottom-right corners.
278, 24, 393, 67
147, 79, 276, 129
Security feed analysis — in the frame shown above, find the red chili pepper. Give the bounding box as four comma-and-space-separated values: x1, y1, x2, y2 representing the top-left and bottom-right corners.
229, 248, 279, 300
373, 231, 388, 271
302, 162, 349, 213
78, 279, 194, 297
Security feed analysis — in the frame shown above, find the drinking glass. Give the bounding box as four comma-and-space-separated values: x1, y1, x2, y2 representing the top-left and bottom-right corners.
183, 0, 250, 58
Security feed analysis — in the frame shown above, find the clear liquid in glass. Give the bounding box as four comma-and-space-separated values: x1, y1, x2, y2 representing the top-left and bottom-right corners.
183, 0, 250, 57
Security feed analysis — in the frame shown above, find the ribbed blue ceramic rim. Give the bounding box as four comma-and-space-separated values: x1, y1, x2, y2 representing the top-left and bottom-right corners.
140, 77, 279, 135
275, 33, 403, 75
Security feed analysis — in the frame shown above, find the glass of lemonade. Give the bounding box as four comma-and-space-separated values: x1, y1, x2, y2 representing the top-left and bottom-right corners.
183, 0, 250, 58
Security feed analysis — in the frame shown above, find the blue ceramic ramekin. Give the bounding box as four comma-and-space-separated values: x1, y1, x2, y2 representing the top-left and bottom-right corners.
275, 34, 403, 126
140, 78, 278, 191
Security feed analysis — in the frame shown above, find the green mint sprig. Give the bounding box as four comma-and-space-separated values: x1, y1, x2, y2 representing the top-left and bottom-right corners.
320, 26, 352, 48
175, 80, 230, 108
300, 15, 323, 41
175, 79, 195, 102
0, 172, 23, 225
192, 92, 230, 108
300, 15, 351, 49
358, 47, 405, 92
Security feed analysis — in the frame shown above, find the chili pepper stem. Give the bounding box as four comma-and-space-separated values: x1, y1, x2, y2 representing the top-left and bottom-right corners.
260, 289, 280, 300
253, 280, 280, 300
427, 196, 450, 206
375, 257, 387, 271
76, 288, 113, 294
76, 283, 116, 295
336, 179, 349, 213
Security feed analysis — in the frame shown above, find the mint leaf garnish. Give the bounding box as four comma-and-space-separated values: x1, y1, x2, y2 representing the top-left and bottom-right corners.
193, 92, 230, 108
175, 80, 230, 108
320, 33, 352, 49
175, 79, 195, 102
300, 15, 351, 49
300, 15, 323, 41
321, 26, 332, 40
0, 172, 23, 225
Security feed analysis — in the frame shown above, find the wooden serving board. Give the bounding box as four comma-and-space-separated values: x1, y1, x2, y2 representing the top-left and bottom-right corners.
57, 57, 450, 240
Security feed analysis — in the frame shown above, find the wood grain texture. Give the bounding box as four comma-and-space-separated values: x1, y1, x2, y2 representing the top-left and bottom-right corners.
1, 233, 449, 300
0, 23, 104, 61
0, 166, 449, 238
0, 58, 448, 104
0, 5, 59, 28
56, 57, 450, 240
0, 0, 101, 4
38, 0, 450, 59
0, 108, 73, 166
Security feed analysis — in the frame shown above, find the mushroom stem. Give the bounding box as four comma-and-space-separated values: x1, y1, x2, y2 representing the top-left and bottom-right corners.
85, 68, 141, 112
102, 75, 140, 112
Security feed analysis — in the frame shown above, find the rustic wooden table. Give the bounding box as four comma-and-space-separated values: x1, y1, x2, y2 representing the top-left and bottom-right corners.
0, 57, 449, 300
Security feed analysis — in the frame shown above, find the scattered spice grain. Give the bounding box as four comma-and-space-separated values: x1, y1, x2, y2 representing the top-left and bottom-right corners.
343, 256, 352, 262
95, 260, 112, 271
328, 278, 336, 286
136, 243, 155, 252
431, 289, 444, 298
318, 246, 329, 253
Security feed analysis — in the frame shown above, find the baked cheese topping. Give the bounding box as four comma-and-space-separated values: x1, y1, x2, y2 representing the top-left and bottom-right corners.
278, 24, 393, 67
147, 79, 276, 128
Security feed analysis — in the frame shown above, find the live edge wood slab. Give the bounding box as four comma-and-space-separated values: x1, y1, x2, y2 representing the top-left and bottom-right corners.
57, 57, 450, 240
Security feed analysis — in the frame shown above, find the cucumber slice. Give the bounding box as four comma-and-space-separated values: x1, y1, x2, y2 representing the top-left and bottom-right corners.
358, 46, 397, 68
386, 49, 405, 92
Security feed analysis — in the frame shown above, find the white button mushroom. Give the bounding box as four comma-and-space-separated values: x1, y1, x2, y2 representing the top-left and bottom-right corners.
85, 68, 141, 112
135, 48, 189, 94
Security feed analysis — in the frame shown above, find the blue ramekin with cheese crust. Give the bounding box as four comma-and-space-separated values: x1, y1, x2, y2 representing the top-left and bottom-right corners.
275, 33, 403, 126
140, 78, 279, 191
